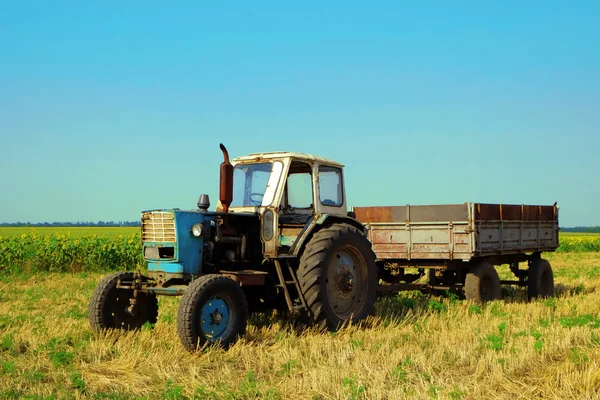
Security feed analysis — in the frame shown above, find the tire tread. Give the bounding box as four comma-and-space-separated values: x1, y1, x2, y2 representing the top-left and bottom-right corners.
297, 224, 377, 330
88, 272, 158, 331
464, 261, 501, 303
177, 275, 248, 351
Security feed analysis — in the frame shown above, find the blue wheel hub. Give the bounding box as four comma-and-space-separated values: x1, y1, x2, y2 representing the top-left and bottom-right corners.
200, 296, 230, 341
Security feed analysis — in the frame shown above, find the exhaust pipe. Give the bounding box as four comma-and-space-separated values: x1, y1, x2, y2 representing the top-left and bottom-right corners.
219, 143, 233, 212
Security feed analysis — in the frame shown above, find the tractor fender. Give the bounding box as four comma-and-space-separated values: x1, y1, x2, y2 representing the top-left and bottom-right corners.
289, 214, 366, 256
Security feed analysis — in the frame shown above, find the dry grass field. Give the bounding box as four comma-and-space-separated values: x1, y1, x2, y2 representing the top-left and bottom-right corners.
1, 252, 599, 399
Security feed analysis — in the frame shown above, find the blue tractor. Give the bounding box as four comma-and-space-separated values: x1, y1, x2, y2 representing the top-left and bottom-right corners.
89, 144, 377, 351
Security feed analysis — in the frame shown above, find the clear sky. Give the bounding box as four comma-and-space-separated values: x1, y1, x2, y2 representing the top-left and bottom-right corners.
1, 1, 598, 226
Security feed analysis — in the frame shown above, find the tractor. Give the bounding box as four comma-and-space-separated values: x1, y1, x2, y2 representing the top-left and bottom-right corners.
89, 144, 377, 351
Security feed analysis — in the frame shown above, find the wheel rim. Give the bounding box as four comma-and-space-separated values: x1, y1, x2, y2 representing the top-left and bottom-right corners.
325, 245, 367, 319
107, 289, 139, 328
200, 296, 231, 341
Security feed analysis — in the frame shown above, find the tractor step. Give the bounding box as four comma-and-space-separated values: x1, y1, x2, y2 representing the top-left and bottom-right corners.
273, 260, 308, 313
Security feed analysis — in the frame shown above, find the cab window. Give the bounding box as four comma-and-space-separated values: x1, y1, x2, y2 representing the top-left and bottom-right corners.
318, 166, 343, 207
285, 161, 313, 209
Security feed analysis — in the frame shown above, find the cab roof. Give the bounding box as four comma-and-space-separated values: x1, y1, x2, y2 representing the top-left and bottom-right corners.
232, 152, 344, 167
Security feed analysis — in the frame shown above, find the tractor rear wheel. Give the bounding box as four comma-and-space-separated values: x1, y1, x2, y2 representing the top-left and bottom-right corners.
528, 259, 554, 299
177, 274, 248, 351
89, 272, 158, 331
464, 261, 501, 303
298, 224, 377, 330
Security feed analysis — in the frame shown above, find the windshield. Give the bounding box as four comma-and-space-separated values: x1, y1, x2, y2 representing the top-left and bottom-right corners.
231, 161, 283, 207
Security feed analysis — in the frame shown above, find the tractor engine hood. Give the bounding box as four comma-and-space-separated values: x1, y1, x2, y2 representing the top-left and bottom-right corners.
141, 209, 207, 277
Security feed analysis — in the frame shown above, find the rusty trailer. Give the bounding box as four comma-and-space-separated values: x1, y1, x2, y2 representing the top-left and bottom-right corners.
354, 202, 559, 300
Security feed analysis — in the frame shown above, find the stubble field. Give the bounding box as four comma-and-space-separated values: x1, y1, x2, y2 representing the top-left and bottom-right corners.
0, 251, 599, 399
0, 229, 599, 399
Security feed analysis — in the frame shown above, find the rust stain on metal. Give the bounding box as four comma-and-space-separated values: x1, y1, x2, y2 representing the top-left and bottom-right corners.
355, 204, 470, 223
475, 203, 556, 221
354, 206, 393, 223
220, 270, 268, 286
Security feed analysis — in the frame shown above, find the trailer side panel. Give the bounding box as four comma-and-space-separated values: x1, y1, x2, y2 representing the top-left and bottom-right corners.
354, 203, 559, 261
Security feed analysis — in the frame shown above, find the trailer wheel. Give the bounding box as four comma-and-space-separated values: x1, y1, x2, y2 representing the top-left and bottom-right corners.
464, 262, 501, 303
89, 272, 158, 331
298, 224, 377, 330
528, 259, 554, 299
177, 275, 248, 351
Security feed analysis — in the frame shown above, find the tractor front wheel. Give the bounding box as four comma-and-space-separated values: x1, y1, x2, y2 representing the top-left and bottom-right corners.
177, 275, 248, 351
88, 272, 158, 331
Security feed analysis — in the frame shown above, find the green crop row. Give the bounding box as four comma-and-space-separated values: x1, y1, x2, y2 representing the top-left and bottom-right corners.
0, 232, 143, 274
1, 231, 599, 274
556, 236, 600, 253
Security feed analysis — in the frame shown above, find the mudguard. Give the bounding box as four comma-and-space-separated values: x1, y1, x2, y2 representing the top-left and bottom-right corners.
290, 214, 366, 256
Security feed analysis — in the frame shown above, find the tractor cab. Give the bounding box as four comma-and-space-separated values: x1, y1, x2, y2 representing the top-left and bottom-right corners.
226, 152, 353, 256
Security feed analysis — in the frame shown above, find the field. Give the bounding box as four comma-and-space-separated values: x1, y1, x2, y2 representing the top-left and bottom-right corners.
0, 229, 599, 399
561, 232, 600, 236
0, 229, 598, 276
557, 233, 600, 253
0, 227, 139, 238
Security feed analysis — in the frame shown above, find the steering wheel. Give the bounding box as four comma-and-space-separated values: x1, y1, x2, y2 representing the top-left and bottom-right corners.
249, 193, 264, 206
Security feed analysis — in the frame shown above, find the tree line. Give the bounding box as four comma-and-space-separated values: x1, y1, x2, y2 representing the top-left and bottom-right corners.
0, 221, 140, 227
561, 226, 600, 233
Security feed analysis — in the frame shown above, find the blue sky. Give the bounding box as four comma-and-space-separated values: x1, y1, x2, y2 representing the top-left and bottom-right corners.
1, 1, 598, 226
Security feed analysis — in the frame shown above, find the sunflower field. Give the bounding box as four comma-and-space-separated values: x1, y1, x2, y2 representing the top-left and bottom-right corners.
556, 234, 600, 252
0, 231, 142, 274
0, 230, 598, 274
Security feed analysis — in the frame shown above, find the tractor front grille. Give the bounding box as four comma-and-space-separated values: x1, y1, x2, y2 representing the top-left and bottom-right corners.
141, 211, 176, 242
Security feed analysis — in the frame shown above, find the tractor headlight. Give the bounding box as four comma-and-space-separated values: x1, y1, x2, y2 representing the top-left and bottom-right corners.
191, 223, 204, 237
263, 210, 274, 240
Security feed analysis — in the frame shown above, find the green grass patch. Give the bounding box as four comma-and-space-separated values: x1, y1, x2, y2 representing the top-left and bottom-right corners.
559, 314, 600, 329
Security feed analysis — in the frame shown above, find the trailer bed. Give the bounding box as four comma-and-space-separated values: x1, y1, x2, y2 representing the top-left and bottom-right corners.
353, 203, 559, 261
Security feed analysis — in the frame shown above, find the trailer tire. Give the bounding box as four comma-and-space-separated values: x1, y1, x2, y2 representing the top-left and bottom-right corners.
177, 275, 248, 351
89, 272, 158, 331
528, 259, 554, 299
464, 262, 501, 303
298, 224, 377, 330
